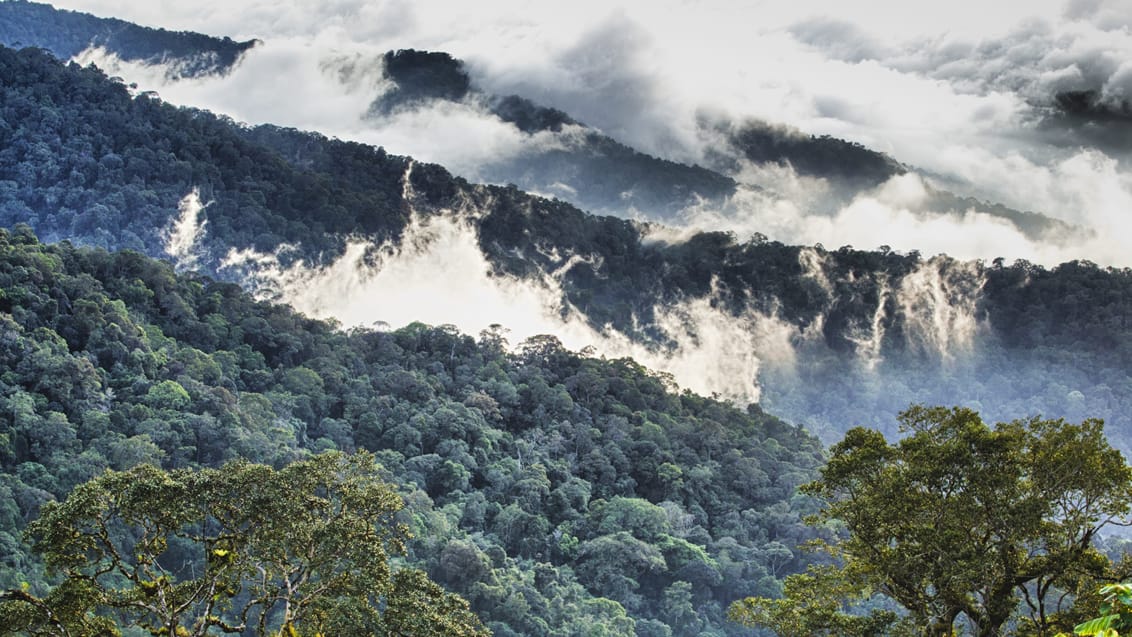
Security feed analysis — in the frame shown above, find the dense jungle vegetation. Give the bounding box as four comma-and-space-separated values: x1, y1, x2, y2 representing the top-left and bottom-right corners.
0, 227, 825, 635
0, 452, 491, 636
3, 11, 1132, 636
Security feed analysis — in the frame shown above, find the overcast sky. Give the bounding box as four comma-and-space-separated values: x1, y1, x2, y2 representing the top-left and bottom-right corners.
47, 0, 1075, 44
45, 0, 1132, 266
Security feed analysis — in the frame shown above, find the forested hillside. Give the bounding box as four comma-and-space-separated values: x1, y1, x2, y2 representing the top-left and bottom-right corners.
2, 7, 1132, 635
0, 226, 825, 635
0, 0, 257, 78
363, 47, 1064, 238
2, 43, 1132, 449
365, 48, 738, 219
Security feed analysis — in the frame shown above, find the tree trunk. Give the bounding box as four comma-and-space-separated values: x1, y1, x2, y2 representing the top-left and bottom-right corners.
975, 611, 1011, 637
925, 609, 960, 637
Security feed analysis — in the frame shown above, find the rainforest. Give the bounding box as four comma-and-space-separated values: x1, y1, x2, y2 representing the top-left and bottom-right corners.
2, 1, 1132, 635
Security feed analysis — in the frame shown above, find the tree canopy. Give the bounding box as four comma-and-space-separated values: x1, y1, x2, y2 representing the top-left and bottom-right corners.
0, 227, 825, 635
0, 451, 488, 636
733, 406, 1132, 637
0, 0, 257, 78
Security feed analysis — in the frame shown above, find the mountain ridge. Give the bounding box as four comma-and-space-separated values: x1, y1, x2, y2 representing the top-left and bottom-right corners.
361, 46, 1072, 240
0, 44, 1129, 448
0, 0, 258, 78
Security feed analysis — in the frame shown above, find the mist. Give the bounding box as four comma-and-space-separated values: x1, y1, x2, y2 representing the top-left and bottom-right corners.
23, 1, 1132, 438
201, 159, 1001, 413
51, 0, 1132, 268
164, 188, 208, 271
790, 7, 1132, 119
216, 168, 797, 404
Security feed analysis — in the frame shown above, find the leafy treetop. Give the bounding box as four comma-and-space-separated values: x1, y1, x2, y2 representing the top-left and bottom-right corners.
0, 451, 489, 637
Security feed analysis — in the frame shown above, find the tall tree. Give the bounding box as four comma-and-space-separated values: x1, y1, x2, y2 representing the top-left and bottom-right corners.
0, 451, 489, 637
734, 406, 1132, 637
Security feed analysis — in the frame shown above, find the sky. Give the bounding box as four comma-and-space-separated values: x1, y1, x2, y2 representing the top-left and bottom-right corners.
46, 0, 1132, 267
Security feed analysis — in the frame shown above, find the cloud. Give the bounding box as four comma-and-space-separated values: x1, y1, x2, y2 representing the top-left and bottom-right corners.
164, 188, 209, 270
1064, 0, 1132, 29
652, 164, 1132, 267
50, 0, 1132, 268
896, 258, 984, 361
219, 168, 796, 403
75, 39, 376, 132
73, 43, 539, 178
790, 4, 1132, 130
788, 18, 894, 63
794, 247, 985, 365
468, 12, 700, 163
81, 33, 1132, 269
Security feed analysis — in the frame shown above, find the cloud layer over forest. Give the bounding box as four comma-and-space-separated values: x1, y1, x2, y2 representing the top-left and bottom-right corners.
51, 0, 1132, 269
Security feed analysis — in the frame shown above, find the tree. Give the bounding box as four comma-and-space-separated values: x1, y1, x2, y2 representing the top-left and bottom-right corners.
734, 407, 1132, 637
728, 565, 899, 637
0, 451, 489, 637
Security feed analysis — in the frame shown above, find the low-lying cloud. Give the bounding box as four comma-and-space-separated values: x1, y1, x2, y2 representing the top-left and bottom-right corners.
53, 0, 1132, 268
789, 6, 1132, 133
164, 188, 208, 270
651, 166, 1121, 266
216, 168, 797, 404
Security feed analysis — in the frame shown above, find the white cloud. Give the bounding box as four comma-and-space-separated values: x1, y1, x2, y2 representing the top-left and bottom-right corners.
653, 166, 1131, 267
50, 0, 1132, 268
164, 188, 208, 270
219, 170, 795, 404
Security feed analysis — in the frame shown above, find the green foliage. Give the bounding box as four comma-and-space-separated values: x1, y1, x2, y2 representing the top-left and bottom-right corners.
728, 564, 900, 636
785, 406, 1132, 637
0, 45, 407, 263
0, 229, 825, 634
1045, 583, 1132, 637
6, 34, 1132, 634
1057, 583, 1132, 637
0, 451, 488, 636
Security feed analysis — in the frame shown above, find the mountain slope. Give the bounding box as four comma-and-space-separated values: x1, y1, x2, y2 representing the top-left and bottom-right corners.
363, 47, 1069, 240
0, 0, 257, 78
1, 44, 1131, 450
0, 45, 409, 257
0, 226, 823, 636
0, 0, 1071, 241
369, 48, 739, 220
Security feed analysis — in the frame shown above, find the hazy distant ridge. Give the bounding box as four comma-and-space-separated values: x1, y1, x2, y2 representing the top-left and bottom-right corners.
1, 45, 1130, 448
0, 0, 257, 78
